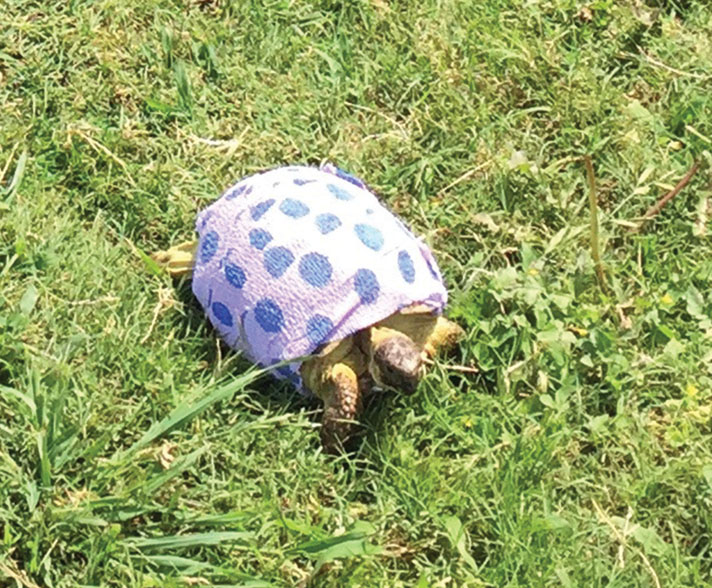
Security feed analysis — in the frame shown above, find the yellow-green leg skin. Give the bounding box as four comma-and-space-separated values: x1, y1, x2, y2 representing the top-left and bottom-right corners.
422, 316, 465, 357
319, 363, 363, 453
375, 305, 465, 358
151, 240, 198, 277
301, 338, 369, 453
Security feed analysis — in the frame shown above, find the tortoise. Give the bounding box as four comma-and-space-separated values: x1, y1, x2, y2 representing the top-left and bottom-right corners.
152, 163, 464, 452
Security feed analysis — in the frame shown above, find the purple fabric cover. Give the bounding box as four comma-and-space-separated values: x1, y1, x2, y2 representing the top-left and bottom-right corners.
192, 164, 447, 390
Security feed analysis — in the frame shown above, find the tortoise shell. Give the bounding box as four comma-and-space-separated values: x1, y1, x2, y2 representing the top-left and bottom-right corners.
191, 164, 447, 388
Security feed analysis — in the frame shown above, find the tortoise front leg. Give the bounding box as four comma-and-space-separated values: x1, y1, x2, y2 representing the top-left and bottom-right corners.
318, 363, 364, 453
421, 316, 465, 358
375, 307, 464, 358
301, 338, 369, 453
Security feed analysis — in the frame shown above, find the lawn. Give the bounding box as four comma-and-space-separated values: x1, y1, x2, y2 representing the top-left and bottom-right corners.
2, 0, 712, 586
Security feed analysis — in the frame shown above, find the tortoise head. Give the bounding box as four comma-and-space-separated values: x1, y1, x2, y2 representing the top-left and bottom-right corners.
367, 327, 424, 394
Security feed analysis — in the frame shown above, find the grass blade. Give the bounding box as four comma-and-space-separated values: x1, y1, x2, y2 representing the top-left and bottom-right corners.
286, 521, 382, 566
174, 61, 193, 113
121, 368, 264, 456
18, 284, 38, 316
180, 511, 254, 527
443, 515, 479, 572
5, 148, 27, 200
1, 384, 36, 414
141, 554, 212, 570
134, 446, 207, 495
584, 155, 607, 291
161, 27, 174, 68
138, 555, 276, 586
123, 531, 254, 550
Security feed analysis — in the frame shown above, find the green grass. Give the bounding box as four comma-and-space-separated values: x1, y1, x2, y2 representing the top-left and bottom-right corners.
2, 0, 712, 585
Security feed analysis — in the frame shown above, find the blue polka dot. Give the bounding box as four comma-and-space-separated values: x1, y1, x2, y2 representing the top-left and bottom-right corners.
327, 183, 354, 201
200, 231, 219, 263
299, 253, 332, 288
224, 262, 246, 288
315, 213, 341, 234
398, 250, 416, 283
354, 269, 379, 304
366, 208, 374, 215
279, 198, 310, 218
263, 246, 294, 278
306, 314, 334, 346
355, 224, 384, 251
293, 178, 315, 186
211, 302, 233, 327
249, 228, 272, 250
250, 199, 275, 220
254, 298, 285, 333
225, 184, 252, 200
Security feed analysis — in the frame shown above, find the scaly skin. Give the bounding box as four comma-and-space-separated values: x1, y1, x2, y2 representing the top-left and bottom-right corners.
152, 241, 465, 452
314, 363, 363, 453
151, 240, 198, 276
301, 338, 368, 453
367, 326, 423, 394
374, 304, 466, 357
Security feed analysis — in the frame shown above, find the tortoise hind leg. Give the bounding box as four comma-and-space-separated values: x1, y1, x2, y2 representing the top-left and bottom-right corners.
151, 240, 198, 277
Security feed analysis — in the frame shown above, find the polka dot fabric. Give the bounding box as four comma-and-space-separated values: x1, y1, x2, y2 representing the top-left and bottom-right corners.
191, 164, 447, 391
